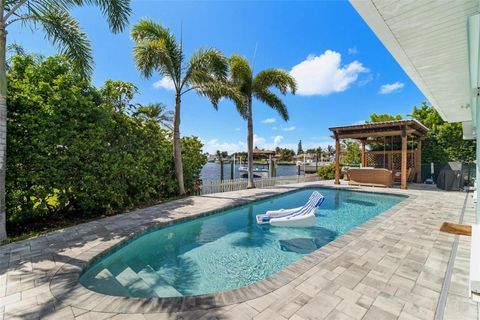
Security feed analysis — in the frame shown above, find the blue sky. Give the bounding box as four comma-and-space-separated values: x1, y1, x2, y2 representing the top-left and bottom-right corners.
10, 1, 426, 154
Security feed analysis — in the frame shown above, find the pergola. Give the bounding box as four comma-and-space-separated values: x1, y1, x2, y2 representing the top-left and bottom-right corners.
329, 120, 428, 189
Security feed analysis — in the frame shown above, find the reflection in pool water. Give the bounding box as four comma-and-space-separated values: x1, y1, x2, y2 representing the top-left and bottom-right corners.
80, 188, 405, 297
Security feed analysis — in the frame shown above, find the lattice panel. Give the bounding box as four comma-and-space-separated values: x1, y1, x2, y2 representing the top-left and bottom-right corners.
392, 154, 401, 171
366, 151, 415, 171
366, 154, 385, 168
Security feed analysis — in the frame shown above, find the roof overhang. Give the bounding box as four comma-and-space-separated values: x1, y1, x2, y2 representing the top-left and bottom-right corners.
329, 119, 428, 140
349, 0, 480, 131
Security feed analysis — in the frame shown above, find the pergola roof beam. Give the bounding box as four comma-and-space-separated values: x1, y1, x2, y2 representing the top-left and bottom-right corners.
331, 129, 419, 140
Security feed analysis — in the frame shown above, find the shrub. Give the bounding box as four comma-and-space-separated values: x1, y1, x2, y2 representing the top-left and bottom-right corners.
317, 163, 343, 180
6, 55, 206, 228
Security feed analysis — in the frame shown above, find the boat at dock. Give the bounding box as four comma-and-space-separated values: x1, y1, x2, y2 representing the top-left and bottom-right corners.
296, 161, 333, 173
238, 166, 269, 178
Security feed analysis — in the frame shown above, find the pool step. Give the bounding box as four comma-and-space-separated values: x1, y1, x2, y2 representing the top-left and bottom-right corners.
101, 260, 183, 297
115, 266, 153, 297
137, 265, 183, 297
92, 267, 130, 296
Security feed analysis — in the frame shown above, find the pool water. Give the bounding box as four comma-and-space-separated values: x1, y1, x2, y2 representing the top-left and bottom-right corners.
79, 188, 405, 297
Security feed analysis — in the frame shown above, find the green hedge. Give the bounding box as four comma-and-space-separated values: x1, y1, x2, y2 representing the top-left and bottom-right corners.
317, 163, 343, 180
6, 55, 206, 226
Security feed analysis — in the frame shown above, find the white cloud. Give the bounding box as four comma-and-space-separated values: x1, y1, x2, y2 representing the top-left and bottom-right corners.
253, 134, 265, 146
348, 47, 358, 55
354, 120, 366, 125
379, 81, 404, 94
153, 77, 175, 91
272, 126, 278, 130
283, 126, 296, 132
273, 135, 283, 147
204, 135, 285, 154
203, 139, 246, 154
290, 50, 369, 96
262, 118, 276, 124
358, 73, 373, 86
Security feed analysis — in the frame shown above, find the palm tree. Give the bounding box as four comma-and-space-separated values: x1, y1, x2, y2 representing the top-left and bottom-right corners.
134, 103, 174, 130
327, 145, 336, 161
229, 54, 296, 188
0, 1, 131, 242
131, 19, 239, 195
215, 150, 228, 181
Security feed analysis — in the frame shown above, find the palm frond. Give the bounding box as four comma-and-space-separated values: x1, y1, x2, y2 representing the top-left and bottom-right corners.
253, 89, 289, 121
195, 80, 245, 112
29, 4, 93, 77
132, 39, 176, 80
183, 48, 228, 89
32, 0, 131, 33
229, 54, 252, 93
131, 19, 182, 85
82, 0, 131, 33
6, 42, 26, 56
183, 48, 247, 116
253, 69, 297, 95
134, 102, 174, 129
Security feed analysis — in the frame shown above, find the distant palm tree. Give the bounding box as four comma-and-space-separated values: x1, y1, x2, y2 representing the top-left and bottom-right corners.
6, 42, 26, 68
228, 54, 296, 188
131, 19, 239, 195
327, 145, 336, 160
0, 0, 131, 242
134, 103, 174, 130
215, 150, 228, 181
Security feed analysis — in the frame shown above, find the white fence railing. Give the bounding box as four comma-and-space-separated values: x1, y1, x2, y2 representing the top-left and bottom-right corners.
197, 175, 322, 195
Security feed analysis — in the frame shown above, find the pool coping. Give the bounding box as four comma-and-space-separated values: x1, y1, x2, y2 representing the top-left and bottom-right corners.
49, 182, 414, 314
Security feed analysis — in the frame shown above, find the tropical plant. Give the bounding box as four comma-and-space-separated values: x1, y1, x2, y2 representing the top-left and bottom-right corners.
7, 54, 206, 238
366, 102, 475, 164
0, 0, 131, 241
326, 145, 335, 159
6, 42, 26, 68
342, 140, 361, 165
317, 163, 341, 180
101, 79, 138, 113
134, 103, 174, 130
410, 102, 475, 163
215, 150, 228, 180
275, 147, 295, 162
228, 54, 297, 188
131, 19, 238, 195
368, 113, 402, 123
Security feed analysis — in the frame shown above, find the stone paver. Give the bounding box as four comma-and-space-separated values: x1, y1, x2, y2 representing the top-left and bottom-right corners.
0, 181, 478, 319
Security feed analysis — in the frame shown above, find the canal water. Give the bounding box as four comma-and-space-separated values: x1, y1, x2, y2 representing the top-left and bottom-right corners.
200, 163, 299, 181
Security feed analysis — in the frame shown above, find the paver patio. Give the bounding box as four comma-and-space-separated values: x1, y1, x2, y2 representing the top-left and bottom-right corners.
0, 181, 478, 319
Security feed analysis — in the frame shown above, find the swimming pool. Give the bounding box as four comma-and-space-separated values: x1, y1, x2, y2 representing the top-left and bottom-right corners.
79, 188, 405, 298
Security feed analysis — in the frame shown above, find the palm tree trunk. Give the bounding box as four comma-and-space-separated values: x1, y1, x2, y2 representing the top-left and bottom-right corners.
0, 26, 7, 241
247, 97, 255, 188
173, 93, 186, 195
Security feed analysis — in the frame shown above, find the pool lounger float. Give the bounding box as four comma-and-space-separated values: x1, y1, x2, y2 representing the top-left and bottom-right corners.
256, 191, 325, 227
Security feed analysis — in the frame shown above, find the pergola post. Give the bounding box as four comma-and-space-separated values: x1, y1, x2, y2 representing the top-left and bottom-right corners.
335, 134, 340, 184
401, 126, 408, 189
361, 139, 366, 167
416, 139, 422, 183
